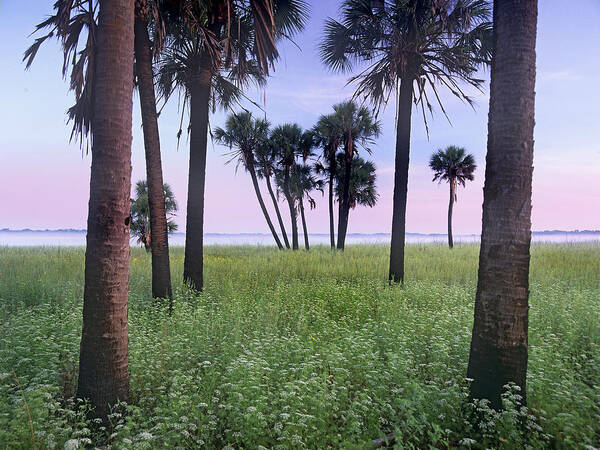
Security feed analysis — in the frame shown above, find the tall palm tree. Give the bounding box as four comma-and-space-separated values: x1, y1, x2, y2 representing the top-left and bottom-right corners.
134, 0, 173, 299
25, 0, 135, 420
429, 146, 476, 249
467, 0, 538, 409
130, 180, 178, 252
157, 0, 308, 290
320, 0, 492, 282
77, 0, 135, 421
334, 155, 379, 226
255, 139, 291, 248
290, 164, 323, 250
270, 124, 312, 250
213, 112, 284, 249
329, 101, 380, 250
312, 113, 342, 249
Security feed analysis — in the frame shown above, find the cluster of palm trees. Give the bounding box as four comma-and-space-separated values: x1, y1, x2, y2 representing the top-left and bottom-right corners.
27, 0, 310, 419
25, 0, 538, 425
215, 101, 380, 251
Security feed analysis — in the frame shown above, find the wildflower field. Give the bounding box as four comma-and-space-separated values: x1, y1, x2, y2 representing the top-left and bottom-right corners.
0, 244, 599, 448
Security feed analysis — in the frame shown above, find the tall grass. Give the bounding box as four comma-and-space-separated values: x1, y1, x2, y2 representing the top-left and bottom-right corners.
0, 243, 598, 448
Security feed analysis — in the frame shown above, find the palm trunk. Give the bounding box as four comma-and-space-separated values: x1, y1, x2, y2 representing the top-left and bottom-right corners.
336, 150, 352, 250
183, 68, 211, 291
467, 0, 537, 409
388, 76, 414, 284
248, 161, 283, 249
77, 0, 134, 421
448, 180, 455, 249
283, 166, 298, 250
266, 173, 290, 248
134, 15, 172, 301
328, 158, 335, 250
299, 198, 309, 250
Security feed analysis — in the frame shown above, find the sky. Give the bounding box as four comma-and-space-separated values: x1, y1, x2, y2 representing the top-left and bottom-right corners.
0, 0, 599, 234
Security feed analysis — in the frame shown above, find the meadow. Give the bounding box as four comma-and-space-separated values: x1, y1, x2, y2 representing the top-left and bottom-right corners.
0, 243, 598, 448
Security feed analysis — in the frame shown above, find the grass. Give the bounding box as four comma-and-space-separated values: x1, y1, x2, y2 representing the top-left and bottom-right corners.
0, 243, 599, 448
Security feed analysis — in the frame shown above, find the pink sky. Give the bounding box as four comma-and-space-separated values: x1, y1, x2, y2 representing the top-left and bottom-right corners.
1, 0, 599, 234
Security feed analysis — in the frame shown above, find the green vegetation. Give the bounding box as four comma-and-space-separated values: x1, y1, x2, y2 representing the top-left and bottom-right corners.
1, 244, 598, 448
130, 180, 178, 252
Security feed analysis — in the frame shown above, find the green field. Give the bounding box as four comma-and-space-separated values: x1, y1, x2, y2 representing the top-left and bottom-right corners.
1, 244, 599, 448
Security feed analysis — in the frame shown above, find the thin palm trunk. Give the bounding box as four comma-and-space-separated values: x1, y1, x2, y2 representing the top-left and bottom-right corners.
336, 150, 352, 250
283, 166, 299, 250
266, 173, 290, 248
248, 162, 283, 249
467, 0, 537, 409
388, 76, 414, 284
328, 156, 335, 249
299, 198, 309, 250
134, 15, 172, 301
76, 0, 134, 420
448, 179, 455, 249
183, 68, 211, 291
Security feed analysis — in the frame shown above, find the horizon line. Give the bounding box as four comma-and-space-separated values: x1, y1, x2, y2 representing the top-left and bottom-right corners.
2, 228, 600, 235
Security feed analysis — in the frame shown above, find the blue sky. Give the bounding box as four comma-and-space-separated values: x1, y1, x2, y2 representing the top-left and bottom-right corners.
0, 0, 598, 233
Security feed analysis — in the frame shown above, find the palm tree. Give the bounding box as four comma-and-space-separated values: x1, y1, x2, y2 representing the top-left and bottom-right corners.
270, 124, 312, 250
134, 0, 173, 299
429, 146, 476, 249
329, 101, 380, 250
25, 0, 135, 421
130, 180, 178, 252
213, 112, 283, 249
467, 0, 538, 409
312, 113, 342, 249
290, 164, 323, 250
157, 0, 308, 290
255, 139, 291, 249
335, 155, 379, 228
320, 0, 492, 282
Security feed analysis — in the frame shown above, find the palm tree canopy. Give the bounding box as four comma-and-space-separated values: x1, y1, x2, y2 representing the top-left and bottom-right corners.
270, 123, 313, 167
130, 180, 179, 238
331, 100, 381, 156
24, 0, 172, 146
335, 155, 378, 209
429, 145, 476, 187
254, 136, 279, 179
312, 113, 342, 162
320, 0, 492, 124
156, 0, 309, 119
289, 164, 324, 207
24, 0, 99, 145
169, 0, 309, 75
213, 111, 270, 171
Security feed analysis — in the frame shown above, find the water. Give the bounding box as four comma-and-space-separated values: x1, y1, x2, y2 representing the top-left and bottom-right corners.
0, 230, 598, 247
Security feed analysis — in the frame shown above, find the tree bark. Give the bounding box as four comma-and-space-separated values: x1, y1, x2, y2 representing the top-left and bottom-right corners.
266, 173, 290, 249
448, 180, 455, 249
248, 161, 283, 249
328, 168, 335, 250
336, 149, 352, 250
283, 165, 299, 250
299, 198, 309, 250
134, 15, 172, 301
388, 76, 414, 284
77, 0, 134, 421
183, 68, 211, 291
467, 0, 537, 409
